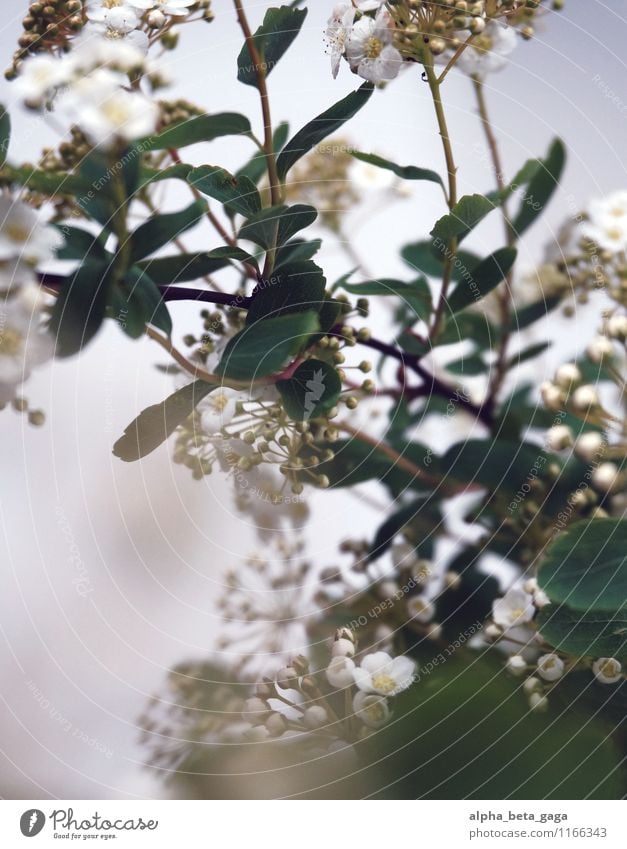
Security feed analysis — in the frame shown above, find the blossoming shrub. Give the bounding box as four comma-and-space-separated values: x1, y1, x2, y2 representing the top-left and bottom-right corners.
1, 0, 625, 798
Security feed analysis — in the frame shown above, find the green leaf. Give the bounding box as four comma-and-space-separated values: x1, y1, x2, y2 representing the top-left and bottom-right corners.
369, 497, 427, 560
236, 122, 290, 185
139, 162, 193, 186
216, 311, 319, 381
511, 138, 566, 237
277, 359, 341, 420
0, 164, 88, 197
401, 239, 481, 286
441, 439, 553, 491
238, 203, 317, 249
506, 340, 551, 369
55, 225, 107, 262
116, 267, 172, 338
317, 295, 342, 334
0, 103, 10, 168
486, 156, 543, 206
446, 247, 517, 314
130, 199, 207, 262
339, 277, 432, 324
539, 519, 627, 613
49, 259, 112, 357
237, 6, 307, 87
276, 83, 374, 180
350, 150, 444, 189
187, 166, 262, 218
509, 295, 562, 331
274, 238, 322, 269
141, 113, 253, 150
113, 380, 216, 462
135, 252, 231, 284
537, 604, 627, 662
76, 151, 118, 228
246, 260, 326, 325
430, 193, 495, 244
445, 354, 487, 376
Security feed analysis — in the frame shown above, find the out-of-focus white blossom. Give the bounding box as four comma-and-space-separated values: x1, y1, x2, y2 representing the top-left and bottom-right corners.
492, 587, 535, 630
456, 21, 518, 78
581, 191, 627, 254
0, 197, 63, 265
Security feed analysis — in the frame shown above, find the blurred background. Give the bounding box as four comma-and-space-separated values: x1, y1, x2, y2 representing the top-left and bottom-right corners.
0, 0, 625, 798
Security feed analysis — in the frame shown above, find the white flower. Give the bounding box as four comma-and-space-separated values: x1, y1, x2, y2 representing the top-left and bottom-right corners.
71, 32, 147, 73
83, 9, 149, 52
571, 384, 599, 412
86, 0, 139, 22
15, 54, 70, 104
131, 0, 196, 15
607, 314, 627, 340
545, 424, 573, 452
353, 651, 415, 696
587, 335, 614, 364
60, 71, 159, 147
331, 637, 355, 658
325, 4, 356, 79
355, 1, 383, 10
345, 8, 403, 84
198, 387, 242, 434
582, 190, 627, 254
592, 462, 620, 493
456, 21, 517, 78
353, 691, 390, 728
592, 657, 622, 685
303, 705, 328, 730
0, 294, 53, 403
326, 655, 356, 689
0, 260, 38, 295
492, 587, 535, 630
0, 198, 63, 265
575, 431, 605, 463
506, 655, 527, 677
406, 596, 434, 624
528, 692, 549, 713
537, 653, 564, 682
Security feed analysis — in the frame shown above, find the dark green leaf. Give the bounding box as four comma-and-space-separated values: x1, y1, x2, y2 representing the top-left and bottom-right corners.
141, 113, 253, 150
506, 341, 551, 369
274, 238, 322, 269
511, 139, 566, 237
430, 193, 495, 244
246, 260, 325, 325
339, 277, 433, 324
187, 166, 262, 218
139, 163, 193, 186
537, 604, 627, 662
486, 156, 543, 206
237, 6, 307, 87
135, 252, 230, 284
216, 311, 319, 380
350, 150, 444, 189
0, 103, 10, 168
113, 380, 216, 462
509, 295, 562, 331
276, 83, 374, 180
55, 225, 107, 262
445, 354, 487, 376
369, 497, 427, 560
277, 359, 341, 420
49, 259, 112, 357
446, 247, 517, 314
442, 439, 553, 491
401, 239, 481, 284
539, 519, 627, 613
117, 267, 172, 338
130, 199, 207, 262
238, 203, 317, 249
317, 296, 342, 334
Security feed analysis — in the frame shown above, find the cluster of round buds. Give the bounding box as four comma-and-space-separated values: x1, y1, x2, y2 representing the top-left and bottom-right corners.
540, 362, 610, 421
5, 0, 85, 80
157, 98, 205, 129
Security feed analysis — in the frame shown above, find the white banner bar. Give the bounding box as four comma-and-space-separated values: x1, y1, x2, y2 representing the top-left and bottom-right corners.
0, 800, 625, 848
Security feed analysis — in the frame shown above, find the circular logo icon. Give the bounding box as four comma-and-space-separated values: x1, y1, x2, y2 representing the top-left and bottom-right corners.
20, 810, 45, 837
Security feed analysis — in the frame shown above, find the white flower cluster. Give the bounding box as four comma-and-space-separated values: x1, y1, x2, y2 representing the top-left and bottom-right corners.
581, 190, 627, 254
488, 581, 624, 711
14, 1, 181, 147
232, 630, 415, 754
326, 4, 403, 84
0, 196, 60, 406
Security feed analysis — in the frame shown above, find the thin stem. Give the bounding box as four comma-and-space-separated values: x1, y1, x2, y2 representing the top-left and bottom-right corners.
473, 76, 515, 421
423, 61, 458, 341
